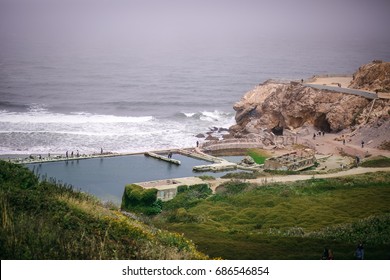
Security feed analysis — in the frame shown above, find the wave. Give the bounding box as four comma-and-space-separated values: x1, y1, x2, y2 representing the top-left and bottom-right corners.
0, 109, 236, 155
0, 109, 154, 124
175, 110, 234, 121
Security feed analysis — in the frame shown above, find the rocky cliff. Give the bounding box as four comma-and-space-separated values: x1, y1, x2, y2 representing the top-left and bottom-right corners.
230, 80, 370, 135
349, 60, 390, 92
229, 62, 390, 149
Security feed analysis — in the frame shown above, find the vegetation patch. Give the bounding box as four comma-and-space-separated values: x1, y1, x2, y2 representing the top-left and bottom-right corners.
247, 149, 270, 164
264, 169, 300, 175
0, 161, 207, 260
221, 172, 257, 179
360, 156, 390, 167
163, 184, 212, 211
197, 175, 216, 181
155, 172, 390, 259
121, 184, 162, 215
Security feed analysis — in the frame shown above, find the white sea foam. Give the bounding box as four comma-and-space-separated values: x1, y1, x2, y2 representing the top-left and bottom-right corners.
0, 109, 235, 155
0, 110, 154, 124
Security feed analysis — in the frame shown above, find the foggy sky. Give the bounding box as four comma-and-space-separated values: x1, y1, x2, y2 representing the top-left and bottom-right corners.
1, 0, 389, 50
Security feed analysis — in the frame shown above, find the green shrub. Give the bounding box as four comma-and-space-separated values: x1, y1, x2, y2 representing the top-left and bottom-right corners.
177, 185, 189, 193
217, 180, 250, 195
121, 184, 160, 215
197, 175, 216, 181
221, 172, 257, 179
167, 208, 198, 223
0, 161, 38, 190
163, 184, 212, 210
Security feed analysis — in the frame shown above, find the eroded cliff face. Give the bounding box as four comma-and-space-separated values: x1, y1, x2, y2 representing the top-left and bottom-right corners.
228, 61, 390, 149
230, 80, 370, 136
349, 60, 390, 92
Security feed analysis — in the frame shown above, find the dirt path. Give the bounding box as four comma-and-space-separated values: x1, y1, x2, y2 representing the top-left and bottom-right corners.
299, 130, 390, 158
208, 167, 390, 191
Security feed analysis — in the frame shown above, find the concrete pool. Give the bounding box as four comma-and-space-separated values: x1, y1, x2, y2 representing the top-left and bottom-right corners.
27, 153, 240, 204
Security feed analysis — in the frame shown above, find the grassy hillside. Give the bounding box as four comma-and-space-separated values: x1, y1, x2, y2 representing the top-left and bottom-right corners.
0, 161, 207, 260
155, 172, 390, 259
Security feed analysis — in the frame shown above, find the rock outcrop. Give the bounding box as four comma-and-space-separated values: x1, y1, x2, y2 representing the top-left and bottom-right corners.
230, 80, 370, 136
227, 61, 390, 149
349, 60, 390, 92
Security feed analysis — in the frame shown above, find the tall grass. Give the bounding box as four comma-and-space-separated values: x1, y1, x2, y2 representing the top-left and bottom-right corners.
0, 161, 207, 260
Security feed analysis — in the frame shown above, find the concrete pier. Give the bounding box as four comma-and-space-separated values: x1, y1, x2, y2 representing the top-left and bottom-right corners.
193, 162, 237, 172
144, 152, 181, 165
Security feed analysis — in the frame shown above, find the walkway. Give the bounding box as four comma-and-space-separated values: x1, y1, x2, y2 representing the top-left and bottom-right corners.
303, 83, 378, 100
206, 166, 390, 192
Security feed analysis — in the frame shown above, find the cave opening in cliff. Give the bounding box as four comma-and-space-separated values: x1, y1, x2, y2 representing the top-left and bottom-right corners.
314, 114, 331, 132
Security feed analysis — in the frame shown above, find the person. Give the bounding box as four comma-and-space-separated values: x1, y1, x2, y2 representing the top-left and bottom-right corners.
322, 247, 329, 260
196, 141, 199, 147
355, 243, 364, 260
66, 151, 69, 158
361, 141, 365, 148
328, 249, 334, 260
168, 152, 172, 159
355, 155, 360, 166
343, 139, 346, 145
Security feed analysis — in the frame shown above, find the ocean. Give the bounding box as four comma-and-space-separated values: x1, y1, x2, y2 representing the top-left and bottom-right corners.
1, 1, 390, 155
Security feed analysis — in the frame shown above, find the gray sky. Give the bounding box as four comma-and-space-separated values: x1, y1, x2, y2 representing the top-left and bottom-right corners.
0, 0, 389, 52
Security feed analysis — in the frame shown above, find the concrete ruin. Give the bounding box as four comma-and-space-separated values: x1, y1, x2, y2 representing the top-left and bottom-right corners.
264, 150, 316, 171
